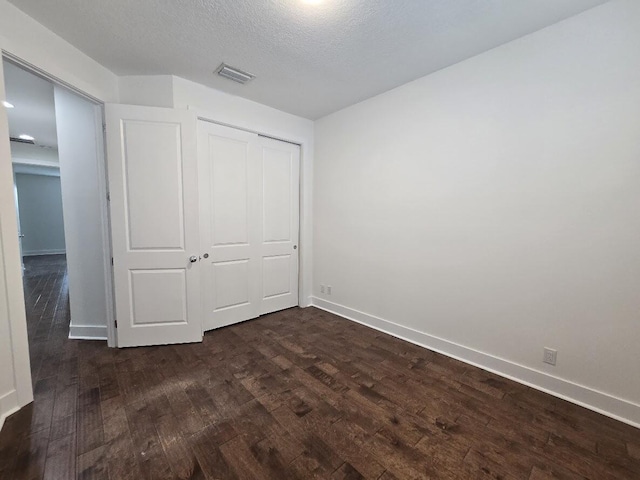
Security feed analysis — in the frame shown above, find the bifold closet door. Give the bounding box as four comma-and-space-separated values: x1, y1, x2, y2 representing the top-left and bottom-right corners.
198, 121, 300, 331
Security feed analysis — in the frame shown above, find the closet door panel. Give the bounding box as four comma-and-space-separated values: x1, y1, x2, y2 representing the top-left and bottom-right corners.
199, 122, 260, 330
259, 137, 300, 315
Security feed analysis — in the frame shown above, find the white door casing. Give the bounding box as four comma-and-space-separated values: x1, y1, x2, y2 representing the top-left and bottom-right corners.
198, 121, 300, 331
106, 104, 202, 347
12, 173, 24, 273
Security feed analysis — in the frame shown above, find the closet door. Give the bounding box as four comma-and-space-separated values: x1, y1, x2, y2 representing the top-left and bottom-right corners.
198, 122, 300, 331
198, 122, 261, 330
258, 136, 300, 315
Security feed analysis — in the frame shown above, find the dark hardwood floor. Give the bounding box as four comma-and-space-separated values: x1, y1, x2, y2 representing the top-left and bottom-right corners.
0, 255, 639, 479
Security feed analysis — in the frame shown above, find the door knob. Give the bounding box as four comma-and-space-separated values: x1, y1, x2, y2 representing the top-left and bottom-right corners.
189, 255, 198, 263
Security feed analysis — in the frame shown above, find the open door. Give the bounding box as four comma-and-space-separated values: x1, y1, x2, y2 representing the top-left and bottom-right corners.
105, 104, 202, 347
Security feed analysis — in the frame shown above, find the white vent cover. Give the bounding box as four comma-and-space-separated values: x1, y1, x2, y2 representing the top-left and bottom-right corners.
216, 63, 255, 84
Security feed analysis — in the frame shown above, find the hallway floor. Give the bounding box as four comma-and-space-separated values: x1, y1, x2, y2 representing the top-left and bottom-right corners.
0, 255, 639, 479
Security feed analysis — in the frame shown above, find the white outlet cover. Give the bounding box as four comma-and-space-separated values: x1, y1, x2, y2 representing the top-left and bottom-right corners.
543, 348, 557, 366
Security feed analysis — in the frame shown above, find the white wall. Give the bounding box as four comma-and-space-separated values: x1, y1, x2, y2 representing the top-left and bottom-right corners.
313, 0, 640, 426
14, 173, 66, 256
11, 142, 59, 165
172, 76, 314, 307
0, 59, 33, 431
54, 86, 111, 341
118, 75, 174, 108
0, 0, 118, 102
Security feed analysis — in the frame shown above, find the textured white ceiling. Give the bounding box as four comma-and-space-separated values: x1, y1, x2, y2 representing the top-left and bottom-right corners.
3, 60, 58, 150
8, 0, 609, 119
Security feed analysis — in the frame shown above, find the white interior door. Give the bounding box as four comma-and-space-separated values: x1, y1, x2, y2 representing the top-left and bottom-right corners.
198, 122, 261, 330
198, 121, 299, 331
258, 136, 300, 315
106, 104, 202, 347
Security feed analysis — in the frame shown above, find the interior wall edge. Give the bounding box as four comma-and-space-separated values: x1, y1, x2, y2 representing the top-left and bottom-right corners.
310, 296, 640, 429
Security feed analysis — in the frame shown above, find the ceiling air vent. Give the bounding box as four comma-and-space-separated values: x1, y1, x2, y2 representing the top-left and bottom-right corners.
10, 136, 35, 145
216, 63, 255, 84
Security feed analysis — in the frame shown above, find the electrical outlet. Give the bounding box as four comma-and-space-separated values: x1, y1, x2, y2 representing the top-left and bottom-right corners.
327, 285, 332, 295
543, 348, 557, 366
320, 285, 325, 294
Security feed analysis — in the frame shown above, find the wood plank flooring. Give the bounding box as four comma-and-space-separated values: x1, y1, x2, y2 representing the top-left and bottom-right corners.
1, 254, 639, 479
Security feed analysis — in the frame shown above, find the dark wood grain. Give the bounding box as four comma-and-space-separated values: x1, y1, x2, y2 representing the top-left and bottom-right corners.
1, 254, 639, 479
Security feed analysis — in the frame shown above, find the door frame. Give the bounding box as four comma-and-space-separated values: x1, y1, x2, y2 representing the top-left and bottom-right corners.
1, 51, 117, 348
0, 51, 33, 425
12, 169, 24, 273
193, 110, 311, 322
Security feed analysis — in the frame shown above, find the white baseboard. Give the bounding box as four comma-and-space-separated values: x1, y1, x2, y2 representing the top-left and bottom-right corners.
0, 390, 19, 432
300, 295, 313, 308
68, 324, 108, 341
23, 249, 66, 256
311, 297, 640, 429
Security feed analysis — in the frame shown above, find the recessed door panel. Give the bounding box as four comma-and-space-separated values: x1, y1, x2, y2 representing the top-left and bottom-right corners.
263, 255, 291, 298
130, 269, 187, 325
263, 147, 292, 243
210, 136, 249, 246
213, 260, 250, 311
123, 120, 184, 250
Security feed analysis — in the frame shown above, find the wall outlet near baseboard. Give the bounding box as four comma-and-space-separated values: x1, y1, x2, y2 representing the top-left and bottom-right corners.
320, 284, 325, 294
327, 285, 332, 295
543, 347, 557, 366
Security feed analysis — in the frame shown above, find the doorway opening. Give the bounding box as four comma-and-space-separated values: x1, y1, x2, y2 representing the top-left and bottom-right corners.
3, 57, 114, 371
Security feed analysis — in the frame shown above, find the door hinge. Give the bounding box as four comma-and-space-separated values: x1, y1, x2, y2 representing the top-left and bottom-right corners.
114, 319, 118, 328
103, 123, 106, 133
106, 192, 110, 201
111, 257, 114, 266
